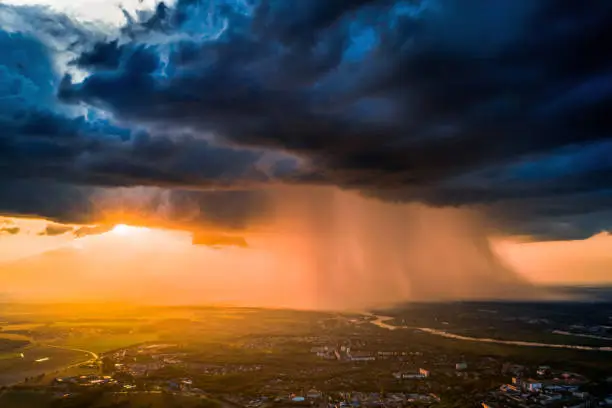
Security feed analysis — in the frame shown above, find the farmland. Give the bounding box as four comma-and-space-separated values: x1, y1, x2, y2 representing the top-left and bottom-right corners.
0, 345, 89, 386
0, 390, 221, 408
1, 301, 612, 407
0, 304, 168, 386
0, 303, 317, 387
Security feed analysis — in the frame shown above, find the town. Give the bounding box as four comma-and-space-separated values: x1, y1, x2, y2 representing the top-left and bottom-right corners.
1, 302, 612, 408
0, 304, 612, 408
9, 339, 612, 408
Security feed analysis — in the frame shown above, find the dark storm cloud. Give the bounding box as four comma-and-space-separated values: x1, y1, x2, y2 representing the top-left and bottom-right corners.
160, 189, 272, 230
89, 187, 274, 233
0, 18, 301, 187
0, 9, 298, 234
0, 227, 20, 235
2, 1, 612, 239
39, 224, 73, 236
73, 40, 126, 71
73, 224, 114, 237
0, 180, 97, 225
485, 190, 612, 241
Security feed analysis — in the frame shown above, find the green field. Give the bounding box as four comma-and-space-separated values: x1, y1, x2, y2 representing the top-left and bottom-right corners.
0, 390, 53, 408
0, 338, 30, 361
83, 392, 221, 408
379, 326, 612, 378
0, 346, 90, 386
50, 333, 159, 354
0, 332, 32, 342
0, 301, 610, 408
0, 304, 325, 388
0, 323, 44, 331
0, 390, 222, 408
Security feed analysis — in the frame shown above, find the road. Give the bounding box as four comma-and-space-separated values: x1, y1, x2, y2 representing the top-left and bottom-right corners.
368, 314, 612, 352
43, 344, 99, 367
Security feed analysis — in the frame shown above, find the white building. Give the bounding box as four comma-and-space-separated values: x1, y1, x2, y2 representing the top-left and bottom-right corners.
419, 368, 430, 378
307, 389, 322, 399
456, 362, 468, 371
393, 372, 426, 380
524, 381, 542, 393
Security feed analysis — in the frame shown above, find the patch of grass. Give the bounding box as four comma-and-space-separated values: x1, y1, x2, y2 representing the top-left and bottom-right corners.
0, 338, 30, 361
50, 320, 149, 328
89, 393, 222, 408
0, 323, 44, 331
0, 353, 21, 361
0, 346, 89, 386
52, 333, 159, 353
30, 364, 99, 386
0, 390, 54, 408
0, 333, 32, 342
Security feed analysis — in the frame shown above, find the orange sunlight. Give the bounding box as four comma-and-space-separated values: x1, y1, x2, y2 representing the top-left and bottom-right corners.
110, 224, 151, 236
494, 232, 612, 285
3, 188, 612, 309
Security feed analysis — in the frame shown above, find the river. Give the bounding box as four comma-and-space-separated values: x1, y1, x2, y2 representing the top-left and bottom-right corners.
0, 344, 98, 386
368, 315, 612, 352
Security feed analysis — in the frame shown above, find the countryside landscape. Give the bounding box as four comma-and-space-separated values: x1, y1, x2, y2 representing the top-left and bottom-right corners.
1, 300, 612, 407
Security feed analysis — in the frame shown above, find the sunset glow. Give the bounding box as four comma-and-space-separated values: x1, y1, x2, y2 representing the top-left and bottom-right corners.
1, 187, 612, 309
0, 0, 611, 311
110, 224, 151, 237
2, 1, 612, 405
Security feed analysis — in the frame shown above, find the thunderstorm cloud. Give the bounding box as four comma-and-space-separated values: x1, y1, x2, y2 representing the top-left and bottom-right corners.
1, 0, 612, 239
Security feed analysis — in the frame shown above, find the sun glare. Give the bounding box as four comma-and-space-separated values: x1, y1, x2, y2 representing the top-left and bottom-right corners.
111, 224, 150, 236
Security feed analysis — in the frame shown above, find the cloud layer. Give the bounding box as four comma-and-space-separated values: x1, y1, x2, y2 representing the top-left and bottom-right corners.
1, 1, 612, 239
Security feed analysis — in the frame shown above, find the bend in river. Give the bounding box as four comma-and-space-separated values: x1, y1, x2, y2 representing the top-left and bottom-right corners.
368, 315, 612, 352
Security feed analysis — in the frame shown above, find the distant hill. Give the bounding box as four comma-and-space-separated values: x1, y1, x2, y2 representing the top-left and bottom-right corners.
548, 285, 612, 302
0, 234, 295, 307
0, 236, 195, 303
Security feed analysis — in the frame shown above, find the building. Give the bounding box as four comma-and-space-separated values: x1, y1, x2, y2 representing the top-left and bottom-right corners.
180, 378, 193, 390
307, 389, 322, 399
377, 351, 400, 358
349, 351, 375, 362
419, 368, 430, 378
456, 362, 468, 371
537, 365, 551, 376
502, 383, 520, 393
524, 381, 542, 393
393, 371, 427, 380
502, 363, 525, 375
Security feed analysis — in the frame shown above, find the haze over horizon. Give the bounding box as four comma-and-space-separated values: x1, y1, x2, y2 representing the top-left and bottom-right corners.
1, 0, 612, 309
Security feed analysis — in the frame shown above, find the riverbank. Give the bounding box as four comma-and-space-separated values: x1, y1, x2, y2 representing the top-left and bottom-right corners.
0, 345, 95, 387
368, 315, 612, 352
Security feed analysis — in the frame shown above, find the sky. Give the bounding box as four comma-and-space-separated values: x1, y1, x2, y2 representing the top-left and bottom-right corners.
1, 0, 611, 308
3, 0, 164, 25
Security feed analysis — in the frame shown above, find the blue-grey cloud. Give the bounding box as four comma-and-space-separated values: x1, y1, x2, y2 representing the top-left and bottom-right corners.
0, 6, 302, 232
0, 227, 20, 235
73, 224, 113, 237
38, 223, 73, 236
2, 1, 612, 239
